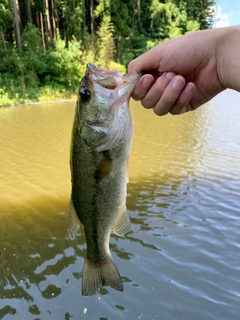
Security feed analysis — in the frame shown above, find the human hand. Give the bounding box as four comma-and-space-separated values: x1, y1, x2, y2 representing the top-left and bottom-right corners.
128, 28, 229, 116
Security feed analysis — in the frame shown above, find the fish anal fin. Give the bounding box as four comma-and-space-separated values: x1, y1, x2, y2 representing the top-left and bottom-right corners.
112, 208, 131, 237
82, 257, 123, 297
68, 197, 82, 240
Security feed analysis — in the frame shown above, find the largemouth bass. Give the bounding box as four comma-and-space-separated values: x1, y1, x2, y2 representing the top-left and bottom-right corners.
68, 63, 140, 296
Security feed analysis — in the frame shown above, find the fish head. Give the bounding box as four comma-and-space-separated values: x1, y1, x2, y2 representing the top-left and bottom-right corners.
78, 63, 140, 122
76, 63, 141, 151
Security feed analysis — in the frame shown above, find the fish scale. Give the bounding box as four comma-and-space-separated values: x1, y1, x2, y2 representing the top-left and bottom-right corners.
68, 63, 141, 296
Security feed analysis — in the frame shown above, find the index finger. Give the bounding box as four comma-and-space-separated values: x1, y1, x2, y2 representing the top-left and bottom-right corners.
127, 46, 162, 75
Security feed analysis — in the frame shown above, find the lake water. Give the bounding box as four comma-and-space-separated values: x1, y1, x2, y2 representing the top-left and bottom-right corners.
0, 89, 240, 320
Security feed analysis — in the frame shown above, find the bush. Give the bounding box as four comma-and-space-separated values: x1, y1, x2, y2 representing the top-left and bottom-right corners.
47, 35, 84, 89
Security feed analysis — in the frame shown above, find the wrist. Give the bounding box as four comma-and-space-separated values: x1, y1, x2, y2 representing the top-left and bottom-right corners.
217, 25, 240, 92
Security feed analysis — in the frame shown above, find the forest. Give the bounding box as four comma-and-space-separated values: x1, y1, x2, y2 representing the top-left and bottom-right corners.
0, 0, 216, 106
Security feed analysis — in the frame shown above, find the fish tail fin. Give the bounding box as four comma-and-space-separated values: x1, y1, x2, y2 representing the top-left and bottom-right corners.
82, 257, 123, 296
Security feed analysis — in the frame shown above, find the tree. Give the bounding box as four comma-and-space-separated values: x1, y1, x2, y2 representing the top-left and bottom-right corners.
12, 0, 22, 51
25, 0, 32, 24
90, 0, 95, 46
0, 0, 13, 52
43, 0, 53, 46
0, 0, 218, 106
195, 0, 216, 29
96, 14, 114, 68
21, 23, 46, 84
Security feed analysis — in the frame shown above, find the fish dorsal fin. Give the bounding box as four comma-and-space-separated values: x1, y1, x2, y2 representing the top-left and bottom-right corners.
68, 197, 82, 240
112, 208, 131, 237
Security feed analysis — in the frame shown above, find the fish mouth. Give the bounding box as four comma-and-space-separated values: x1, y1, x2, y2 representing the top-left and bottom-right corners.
85, 63, 141, 99
86, 63, 126, 89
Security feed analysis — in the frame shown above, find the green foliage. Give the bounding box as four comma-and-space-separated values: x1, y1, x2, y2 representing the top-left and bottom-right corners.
0, 87, 12, 106
149, 0, 188, 40
95, 0, 110, 18
149, 0, 166, 39
0, 0, 217, 106
96, 14, 115, 68
22, 24, 42, 52
110, 0, 132, 38
21, 24, 47, 87
0, 0, 12, 33
193, 0, 216, 29
186, 20, 200, 33
58, 0, 85, 40
118, 25, 148, 67
47, 34, 84, 88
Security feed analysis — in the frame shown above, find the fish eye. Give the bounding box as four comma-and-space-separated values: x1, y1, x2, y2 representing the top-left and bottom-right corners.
80, 89, 90, 101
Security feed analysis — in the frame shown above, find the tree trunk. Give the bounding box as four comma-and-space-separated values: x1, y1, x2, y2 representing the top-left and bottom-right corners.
39, 12, 46, 52
26, 0, 33, 24
64, 9, 69, 48
36, 11, 40, 28
137, 0, 140, 21
16, 0, 22, 32
42, 0, 49, 48
1, 32, 7, 54
83, 0, 86, 29
21, 68, 26, 92
50, 0, 57, 39
44, 0, 53, 43
90, 0, 95, 46
12, 0, 21, 51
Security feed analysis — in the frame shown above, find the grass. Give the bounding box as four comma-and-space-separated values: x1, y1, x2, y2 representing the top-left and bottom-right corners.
0, 86, 77, 107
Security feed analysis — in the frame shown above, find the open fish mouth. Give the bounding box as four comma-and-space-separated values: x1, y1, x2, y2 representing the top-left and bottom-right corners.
83, 63, 141, 100
86, 63, 127, 89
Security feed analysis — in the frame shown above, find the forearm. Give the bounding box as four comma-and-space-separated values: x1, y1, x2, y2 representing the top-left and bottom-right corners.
216, 25, 240, 92
128, 25, 240, 115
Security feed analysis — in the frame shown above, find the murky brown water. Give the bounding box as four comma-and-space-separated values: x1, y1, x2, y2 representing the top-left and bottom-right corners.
0, 90, 240, 319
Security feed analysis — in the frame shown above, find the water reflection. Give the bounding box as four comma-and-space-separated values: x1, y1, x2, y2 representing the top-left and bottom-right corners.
0, 192, 151, 319
1, 91, 240, 319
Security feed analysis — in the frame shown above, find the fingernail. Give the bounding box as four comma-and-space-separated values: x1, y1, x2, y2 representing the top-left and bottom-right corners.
172, 77, 185, 90
184, 83, 194, 94
166, 72, 176, 80
142, 76, 153, 88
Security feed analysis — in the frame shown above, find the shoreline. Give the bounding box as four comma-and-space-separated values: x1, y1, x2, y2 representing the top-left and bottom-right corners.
1, 98, 77, 108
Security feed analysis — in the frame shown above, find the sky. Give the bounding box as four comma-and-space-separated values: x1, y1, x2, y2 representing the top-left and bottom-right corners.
213, 0, 240, 27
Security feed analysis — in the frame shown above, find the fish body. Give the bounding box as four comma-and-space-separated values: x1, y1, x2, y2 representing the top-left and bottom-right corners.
68, 63, 140, 296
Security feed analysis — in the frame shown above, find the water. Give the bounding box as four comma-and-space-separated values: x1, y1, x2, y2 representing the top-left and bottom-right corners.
0, 89, 240, 319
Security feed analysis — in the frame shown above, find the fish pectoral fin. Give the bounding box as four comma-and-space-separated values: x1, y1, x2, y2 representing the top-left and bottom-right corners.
112, 209, 131, 237
68, 197, 82, 240
82, 257, 123, 296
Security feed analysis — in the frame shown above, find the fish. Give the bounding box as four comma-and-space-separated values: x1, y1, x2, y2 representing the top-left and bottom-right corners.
68, 63, 141, 296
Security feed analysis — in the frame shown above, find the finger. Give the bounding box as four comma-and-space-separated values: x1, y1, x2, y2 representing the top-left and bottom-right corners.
153, 76, 186, 116
131, 74, 154, 101
128, 46, 162, 75
169, 83, 196, 115
141, 72, 176, 109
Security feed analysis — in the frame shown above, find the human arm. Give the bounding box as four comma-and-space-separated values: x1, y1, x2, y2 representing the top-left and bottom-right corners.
128, 25, 240, 116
